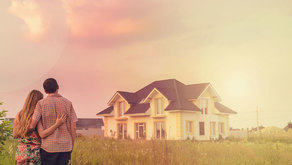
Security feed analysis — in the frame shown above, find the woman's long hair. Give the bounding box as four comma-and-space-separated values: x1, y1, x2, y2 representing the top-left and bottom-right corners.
15, 90, 43, 138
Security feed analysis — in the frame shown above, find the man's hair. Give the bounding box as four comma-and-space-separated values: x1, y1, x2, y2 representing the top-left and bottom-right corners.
43, 78, 59, 93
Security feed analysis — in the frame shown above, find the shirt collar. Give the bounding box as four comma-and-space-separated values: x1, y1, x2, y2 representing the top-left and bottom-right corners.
47, 93, 62, 97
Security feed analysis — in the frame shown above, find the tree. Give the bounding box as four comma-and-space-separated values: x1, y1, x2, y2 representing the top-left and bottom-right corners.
0, 102, 12, 153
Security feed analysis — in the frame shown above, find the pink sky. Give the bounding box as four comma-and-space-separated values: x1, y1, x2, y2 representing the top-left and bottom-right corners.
1, 0, 292, 129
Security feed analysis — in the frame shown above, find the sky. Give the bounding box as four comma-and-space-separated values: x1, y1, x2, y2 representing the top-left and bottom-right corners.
1, 0, 292, 129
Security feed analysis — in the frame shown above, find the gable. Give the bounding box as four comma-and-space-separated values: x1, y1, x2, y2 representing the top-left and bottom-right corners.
196, 84, 221, 102
144, 88, 170, 103
107, 92, 133, 106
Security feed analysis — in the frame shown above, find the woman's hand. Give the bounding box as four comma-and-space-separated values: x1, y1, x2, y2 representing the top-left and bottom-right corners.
55, 114, 67, 126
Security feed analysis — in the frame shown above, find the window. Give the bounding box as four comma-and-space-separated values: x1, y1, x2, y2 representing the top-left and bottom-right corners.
155, 98, 164, 115
154, 122, 165, 139
117, 123, 127, 139
218, 122, 225, 136
210, 122, 216, 136
200, 98, 209, 115
135, 123, 146, 139
199, 122, 205, 136
118, 101, 125, 117
186, 121, 194, 134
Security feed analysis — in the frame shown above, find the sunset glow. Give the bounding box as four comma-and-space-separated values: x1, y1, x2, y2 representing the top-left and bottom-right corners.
1, 0, 292, 129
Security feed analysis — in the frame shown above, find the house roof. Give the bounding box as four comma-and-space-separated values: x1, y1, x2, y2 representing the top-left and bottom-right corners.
214, 102, 237, 114
76, 118, 104, 128
124, 103, 150, 114
284, 123, 292, 131
184, 83, 210, 99
117, 91, 137, 104
97, 79, 235, 115
97, 106, 113, 115
165, 100, 201, 111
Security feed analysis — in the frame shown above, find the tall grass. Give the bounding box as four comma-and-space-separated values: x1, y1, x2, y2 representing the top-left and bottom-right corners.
0, 139, 17, 165
70, 136, 292, 165
2, 134, 292, 165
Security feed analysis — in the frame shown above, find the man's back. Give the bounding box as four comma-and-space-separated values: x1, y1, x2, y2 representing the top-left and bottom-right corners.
33, 94, 78, 152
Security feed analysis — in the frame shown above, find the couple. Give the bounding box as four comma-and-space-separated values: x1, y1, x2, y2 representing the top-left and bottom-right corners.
13, 78, 78, 165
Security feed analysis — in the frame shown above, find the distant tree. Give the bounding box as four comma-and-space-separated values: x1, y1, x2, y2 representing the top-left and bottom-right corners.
0, 102, 12, 153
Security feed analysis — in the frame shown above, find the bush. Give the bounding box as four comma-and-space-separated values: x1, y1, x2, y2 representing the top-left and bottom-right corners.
0, 102, 13, 154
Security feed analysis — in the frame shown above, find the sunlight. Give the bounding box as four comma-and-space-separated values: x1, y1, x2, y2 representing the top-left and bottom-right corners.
222, 67, 260, 103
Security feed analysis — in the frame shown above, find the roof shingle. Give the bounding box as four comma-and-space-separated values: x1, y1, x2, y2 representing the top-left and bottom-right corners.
97, 106, 113, 115
124, 103, 150, 115
214, 102, 237, 114
76, 118, 104, 128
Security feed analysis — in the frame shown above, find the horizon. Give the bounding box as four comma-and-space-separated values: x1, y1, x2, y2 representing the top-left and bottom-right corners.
1, 0, 292, 129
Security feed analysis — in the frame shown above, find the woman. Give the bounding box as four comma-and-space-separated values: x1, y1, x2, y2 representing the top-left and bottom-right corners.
13, 90, 66, 165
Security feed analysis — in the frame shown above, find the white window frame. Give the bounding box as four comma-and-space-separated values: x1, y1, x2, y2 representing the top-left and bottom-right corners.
218, 122, 225, 136
155, 98, 164, 115
186, 121, 194, 134
200, 98, 209, 115
117, 123, 127, 139
154, 121, 166, 139
118, 101, 125, 117
199, 122, 205, 136
135, 123, 146, 139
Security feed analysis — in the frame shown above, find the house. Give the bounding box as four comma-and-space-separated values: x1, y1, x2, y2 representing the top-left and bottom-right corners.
76, 118, 104, 136
284, 122, 292, 131
229, 128, 248, 139
248, 126, 265, 132
5, 117, 104, 137
96, 79, 236, 140
5, 118, 15, 127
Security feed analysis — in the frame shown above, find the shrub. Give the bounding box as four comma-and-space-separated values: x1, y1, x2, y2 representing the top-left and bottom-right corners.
0, 102, 13, 154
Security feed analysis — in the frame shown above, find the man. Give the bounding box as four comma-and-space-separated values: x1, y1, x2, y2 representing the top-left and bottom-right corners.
30, 78, 78, 165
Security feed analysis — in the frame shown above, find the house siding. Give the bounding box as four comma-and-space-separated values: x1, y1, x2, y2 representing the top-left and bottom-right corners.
166, 112, 177, 140
128, 116, 153, 139
104, 116, 116, 137
176, 112, 182, 140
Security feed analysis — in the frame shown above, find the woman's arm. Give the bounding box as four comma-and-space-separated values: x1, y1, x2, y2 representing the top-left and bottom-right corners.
37, 114, 66, 138
13, 113, 19, 138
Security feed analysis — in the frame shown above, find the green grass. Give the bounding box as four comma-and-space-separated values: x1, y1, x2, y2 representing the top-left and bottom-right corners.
0, 139, 18, 165
71, 136, 292, 165
2, 135, 292, 165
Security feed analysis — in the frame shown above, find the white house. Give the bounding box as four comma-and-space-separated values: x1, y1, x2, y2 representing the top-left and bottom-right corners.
97, 79, 236, 140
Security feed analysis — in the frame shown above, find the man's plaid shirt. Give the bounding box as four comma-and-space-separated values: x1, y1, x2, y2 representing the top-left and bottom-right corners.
32, 94, 78, 152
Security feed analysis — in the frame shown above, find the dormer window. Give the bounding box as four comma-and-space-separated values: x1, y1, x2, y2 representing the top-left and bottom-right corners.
118, 101, 125, 117
155, 98, 164, 115
200, 98, 209, 115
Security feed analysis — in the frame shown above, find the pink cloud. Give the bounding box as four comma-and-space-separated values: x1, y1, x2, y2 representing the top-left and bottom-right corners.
63, 0, 167, 48
10, 0, 184, 48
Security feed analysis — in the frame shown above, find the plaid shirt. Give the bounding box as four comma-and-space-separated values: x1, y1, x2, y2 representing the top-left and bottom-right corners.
32, 94, 78, 152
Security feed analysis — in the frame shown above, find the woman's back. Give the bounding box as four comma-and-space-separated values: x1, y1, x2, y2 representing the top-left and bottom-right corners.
15, 130, 41, 165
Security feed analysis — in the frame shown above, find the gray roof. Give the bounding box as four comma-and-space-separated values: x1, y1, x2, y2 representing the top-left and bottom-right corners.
124, 103, 150, 115
97, 79, 236, 115
76, 118, 104, 128
214, 102, 237, 114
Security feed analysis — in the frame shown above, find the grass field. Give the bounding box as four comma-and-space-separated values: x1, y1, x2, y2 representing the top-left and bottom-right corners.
2, 134, 292, 165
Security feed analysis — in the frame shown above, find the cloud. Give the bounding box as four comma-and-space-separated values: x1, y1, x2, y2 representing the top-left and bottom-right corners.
9, 0, 185, 48
9, 0, 67, 42
62, 0, 184, 48
9, 0, 46, 40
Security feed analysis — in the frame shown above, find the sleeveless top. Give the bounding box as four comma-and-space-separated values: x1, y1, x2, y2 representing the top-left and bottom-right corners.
15, 130, 41, 165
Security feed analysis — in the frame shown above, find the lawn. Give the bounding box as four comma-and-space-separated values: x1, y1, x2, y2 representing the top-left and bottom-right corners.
2, 135, 292, 165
